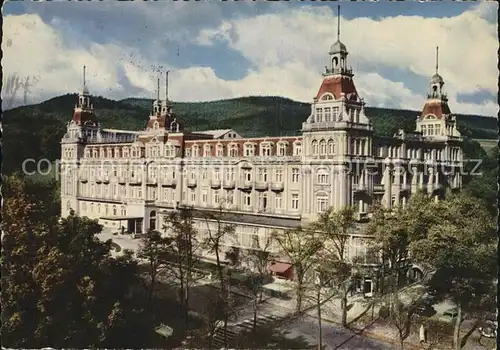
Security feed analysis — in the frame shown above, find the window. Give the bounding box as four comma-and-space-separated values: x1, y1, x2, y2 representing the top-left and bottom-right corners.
261, 143, 272, 156
226, 190, 234, 205
105, 204, 109, 215
316, 108, 323, 122
112, 205, 117, 216
277, 142, 287, 156
327, 140, 335, 155
121, 205, 126, 216
324, 107, 331, 122
312, 140, 318, 154
216, 144, 224, 157
244, 193, 252, 207
317, 195, 329, 212
164, 188, 169, 202
202, 169, 208, 180
259, 193, 268, 210
245, 170, 252, 182
244, 143, 255, 156
258, 168, 267, 182
435, 124, 441, 136
149, 211, 156, 230
214, 190, 220, 205
275, 169, 283, 182
275, 193, 282, 209
319, 140, 327, 155
293, 142, 302, 156
203, 144, 212, 157
91, 203, 94, 213
202, 191, 208, 203
291, 194, 299, 210
428, 125, 434, 136
192, 145, 200, 157
317, 171, 329, 184
421, 125, 427, 135
291, 168, 300, 183
332, 107, 339, 121
229, 144, 238, 157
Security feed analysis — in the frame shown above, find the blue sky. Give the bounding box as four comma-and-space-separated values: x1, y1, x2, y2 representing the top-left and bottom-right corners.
2, 0, 498, 116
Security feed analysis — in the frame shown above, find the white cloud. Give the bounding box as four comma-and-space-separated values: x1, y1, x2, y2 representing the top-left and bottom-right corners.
3, 6, 497, 118
197, 4, 498, 115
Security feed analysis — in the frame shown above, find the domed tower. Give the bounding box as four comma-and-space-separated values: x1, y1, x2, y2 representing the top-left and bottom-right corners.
300, 6, 374, 221
416, 47, 460, 139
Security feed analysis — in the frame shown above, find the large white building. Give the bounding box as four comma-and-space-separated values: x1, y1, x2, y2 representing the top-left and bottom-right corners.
60, 34, 463, 295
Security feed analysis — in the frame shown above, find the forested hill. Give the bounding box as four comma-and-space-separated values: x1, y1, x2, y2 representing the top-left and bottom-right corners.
3, 94, 497, 174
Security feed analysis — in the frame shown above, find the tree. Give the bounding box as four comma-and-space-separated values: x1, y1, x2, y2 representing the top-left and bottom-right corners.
244, 236, 274, 332
161, 207, 200, 332
310, 206, 356, 327
386, 297, 414, 350
409, 194, 496, 350
137, 229, 170, 302
272, 226, 323, 314
1, 175, 148, 348
198, 203, 237, 348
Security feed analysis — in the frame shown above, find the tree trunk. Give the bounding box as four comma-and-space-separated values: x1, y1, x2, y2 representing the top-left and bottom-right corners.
295, 282, 303, 314
253, 298, 258, 332
341, 290, 348, 327
453, 302, 462, 350
317, 289, 322, 350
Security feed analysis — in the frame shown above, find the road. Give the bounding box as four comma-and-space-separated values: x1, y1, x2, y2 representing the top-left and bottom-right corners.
283, 315, 395, 350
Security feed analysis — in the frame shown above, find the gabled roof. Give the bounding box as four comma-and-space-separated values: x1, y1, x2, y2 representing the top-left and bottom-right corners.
197, 129, 235, 139
420, 100, 451, 120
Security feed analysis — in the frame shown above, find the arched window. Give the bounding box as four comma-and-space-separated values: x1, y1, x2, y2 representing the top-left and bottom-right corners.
319, 140, 327, 155
153, 121, 159, 130
121, 205, 126, 216
97, 203, 101, 214
66, 200, 71, 210
90, 203, 94, 213
113, 205, 117, 216
327, 140, 335, 155
312, 140, 318, 154
332, 57, 338, 68
105, 204, 109, 215
149, 210, 157, 230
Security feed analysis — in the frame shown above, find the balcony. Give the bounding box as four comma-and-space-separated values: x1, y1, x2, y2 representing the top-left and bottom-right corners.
103, 176, 110, 184
79, 173, 88, 183
210, 179, 221, 189
254, 181, 269, 191
129, 177, 142, 185
355, 212, 369, 222
223, 180, 235, 189
95, 176, 103, 184
147, 177, 158, 185
238, 181, 253, 191
187, 179, 197, 188
373, 184, 384, 192
353, 184, 366, 193
270, 182, 284, 192
118, 177, 126, 184
162, 178, 177, 187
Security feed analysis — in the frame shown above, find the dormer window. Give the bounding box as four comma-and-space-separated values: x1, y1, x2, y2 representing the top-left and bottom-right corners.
277, 142, 287, 156
170, 121, 179, 132
203, 144, 212, 157
185, 148, 191, 157
153, 121, 159, 130
216, 144, 224, 157
293, 141, 302, 156
244, 143, 255, 157
321, 94, 333, 101
261, 142, 272, 156
428, 125, 434, 136
192, 145, 200, 157
229, 144, 238, 157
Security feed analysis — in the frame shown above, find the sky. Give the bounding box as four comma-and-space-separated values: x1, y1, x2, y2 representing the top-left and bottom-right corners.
2, 0, 498, 117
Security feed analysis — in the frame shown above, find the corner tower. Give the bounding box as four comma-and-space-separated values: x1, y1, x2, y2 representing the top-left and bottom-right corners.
300, 6, 374, 221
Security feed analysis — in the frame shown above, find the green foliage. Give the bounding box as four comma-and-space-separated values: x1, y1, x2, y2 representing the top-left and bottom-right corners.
1, 174, 148, 348
3, 94, 496, 174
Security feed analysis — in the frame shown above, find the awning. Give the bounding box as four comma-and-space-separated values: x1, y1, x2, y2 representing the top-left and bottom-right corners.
268, 261, 293, 274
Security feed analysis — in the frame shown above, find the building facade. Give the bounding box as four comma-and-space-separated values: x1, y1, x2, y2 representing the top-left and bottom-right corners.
60, 38, 463, 295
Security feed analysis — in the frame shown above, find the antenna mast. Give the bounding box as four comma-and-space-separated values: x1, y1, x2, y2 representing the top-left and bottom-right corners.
337, 5, 340, 41
435, 46, 439, 74
83, 65, 86, 89
165, 70, 170, 101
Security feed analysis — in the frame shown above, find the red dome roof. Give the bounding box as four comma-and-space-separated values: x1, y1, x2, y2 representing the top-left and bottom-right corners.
315, 76, 359, 102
